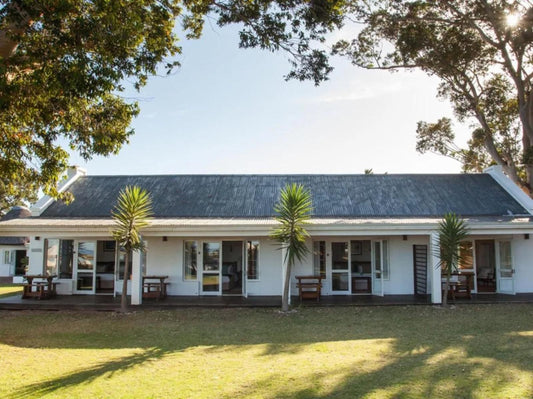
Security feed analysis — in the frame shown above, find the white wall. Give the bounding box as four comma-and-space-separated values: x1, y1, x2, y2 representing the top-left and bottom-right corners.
385, 236, 429, 295
511, 235, 533, 293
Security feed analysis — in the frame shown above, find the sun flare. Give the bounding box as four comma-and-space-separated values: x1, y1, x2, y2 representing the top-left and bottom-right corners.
506, 12, 520, 27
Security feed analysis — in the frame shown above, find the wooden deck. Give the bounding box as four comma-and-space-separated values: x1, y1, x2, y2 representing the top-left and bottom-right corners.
2, 293, 533, 311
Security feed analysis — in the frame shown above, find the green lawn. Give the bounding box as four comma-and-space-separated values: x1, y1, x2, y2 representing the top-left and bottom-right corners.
1, 305, 533, 398
0, 284, 22, 299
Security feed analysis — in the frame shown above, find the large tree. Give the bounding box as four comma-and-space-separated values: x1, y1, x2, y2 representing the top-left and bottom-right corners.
0, 0, 181, 214
0, 0, 345, 215
330, 1, 533, 194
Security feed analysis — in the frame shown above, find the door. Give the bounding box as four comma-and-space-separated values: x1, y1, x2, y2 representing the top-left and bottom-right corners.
201, 241, 221, 295
372, 241, 384, 296
475, 240, 496, 293
330, 242, 350, 294
413, 245, 428, 295
496, 241, 515, 294
74, 241, 96, 294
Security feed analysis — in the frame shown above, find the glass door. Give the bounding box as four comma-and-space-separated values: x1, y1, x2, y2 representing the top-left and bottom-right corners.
201, 242, 221, 295
330, 242, 350, 294
496, 241, 515, 294
74, 241, 96, 294
372, 241, 384, 296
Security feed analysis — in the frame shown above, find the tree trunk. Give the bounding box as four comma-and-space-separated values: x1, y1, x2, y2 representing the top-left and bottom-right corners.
0, 4, 34, 59
281, 259, 292, 312
442, 266, 450, 307
121, 249, 130, 313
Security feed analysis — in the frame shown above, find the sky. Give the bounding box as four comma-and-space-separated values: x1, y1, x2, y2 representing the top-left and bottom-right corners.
68, 24, 470, 176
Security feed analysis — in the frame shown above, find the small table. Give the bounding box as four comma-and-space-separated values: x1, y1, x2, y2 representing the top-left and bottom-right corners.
295, 275, 323, 302
142, 275, 169, 300
22, 275, 58, 299
443, 273, 473, 300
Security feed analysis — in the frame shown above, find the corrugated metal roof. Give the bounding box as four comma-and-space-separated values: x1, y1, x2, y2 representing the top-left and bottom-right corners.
39, 174, 528, 218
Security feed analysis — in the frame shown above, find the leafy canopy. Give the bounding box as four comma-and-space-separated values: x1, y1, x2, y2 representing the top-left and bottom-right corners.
330, 1, 533, 194
0, 0, 349, 215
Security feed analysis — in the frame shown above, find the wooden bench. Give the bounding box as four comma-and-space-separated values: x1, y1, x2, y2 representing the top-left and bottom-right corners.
22, 275, 58, 300
442, 273, 473, 300
142, 275, 169, 300
296, 275, 323, 302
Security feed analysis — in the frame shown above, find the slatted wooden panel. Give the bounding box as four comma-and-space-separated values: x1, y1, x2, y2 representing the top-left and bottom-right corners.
413, 245, 428, 295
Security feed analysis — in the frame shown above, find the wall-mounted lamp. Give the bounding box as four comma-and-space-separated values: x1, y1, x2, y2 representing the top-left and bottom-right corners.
402, 235, 408, 241
525, 234, 529, 240
162, 236, 168, 242
35, 236, 40, 241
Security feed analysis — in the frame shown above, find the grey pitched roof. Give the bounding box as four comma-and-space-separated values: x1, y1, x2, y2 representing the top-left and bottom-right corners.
38, 174, 528, 219
0, 207, 31, 245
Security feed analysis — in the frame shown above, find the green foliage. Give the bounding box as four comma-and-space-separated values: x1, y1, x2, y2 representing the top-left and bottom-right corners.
270, 183, 312, 311
111, 185, 152, 312
111, 186, 153, 252
436, 212, 469, 306
0, 0, 181, 214
328, 1, 533, 193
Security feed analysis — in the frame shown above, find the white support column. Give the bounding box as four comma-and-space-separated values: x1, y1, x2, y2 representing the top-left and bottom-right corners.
131, 249, 142, 305
429, 232, 442, 304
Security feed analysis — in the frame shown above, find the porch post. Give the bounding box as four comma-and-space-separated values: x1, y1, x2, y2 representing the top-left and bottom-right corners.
429, 232, 442, 304
131, 249, 142, 305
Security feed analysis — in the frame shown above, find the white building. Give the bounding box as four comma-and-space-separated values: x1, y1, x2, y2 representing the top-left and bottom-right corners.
0, 166, 532, 304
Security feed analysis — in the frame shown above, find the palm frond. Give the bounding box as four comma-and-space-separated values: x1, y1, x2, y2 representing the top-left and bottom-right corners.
270, 183, 313, 266
111, 186, 153, 251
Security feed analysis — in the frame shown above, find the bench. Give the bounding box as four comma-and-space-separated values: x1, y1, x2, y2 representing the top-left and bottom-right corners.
22, 275, 58, 300
142, 275, 169, 300
296, 275, 323, 302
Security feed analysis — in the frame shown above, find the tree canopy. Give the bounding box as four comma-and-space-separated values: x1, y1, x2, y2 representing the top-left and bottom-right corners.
0, 0, 345, 215
331, 1, 533, 195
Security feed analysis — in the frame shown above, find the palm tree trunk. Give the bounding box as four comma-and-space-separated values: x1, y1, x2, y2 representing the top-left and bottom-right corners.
121, 249, 130, 312
281, 260, 292, 312
442, 267, 450, 307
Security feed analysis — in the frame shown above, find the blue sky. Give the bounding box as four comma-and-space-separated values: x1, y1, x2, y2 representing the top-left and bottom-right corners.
69, 24, 468, 176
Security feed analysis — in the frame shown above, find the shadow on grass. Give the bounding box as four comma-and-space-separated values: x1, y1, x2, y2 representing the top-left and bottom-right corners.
1, 305, 533, 398
5, 347, 171, 399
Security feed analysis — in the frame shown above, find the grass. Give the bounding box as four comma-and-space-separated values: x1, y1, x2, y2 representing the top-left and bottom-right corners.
0, 284, 22, 299
1, 304, 533, 398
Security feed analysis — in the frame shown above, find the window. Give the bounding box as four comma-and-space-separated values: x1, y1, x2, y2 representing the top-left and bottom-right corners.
3, 250, 10, 264
499, 241, 512, 277
43, 239, 74, 277
43, 239, 59, 275
247, 241, 259, 280
459, 241, 474, 270
382, 240, 389, 280
373, 240, 390, 280
313, 241, 326, 278
58, 240, 74, 278
183, 241, 198, 280
117, 247, 132, 280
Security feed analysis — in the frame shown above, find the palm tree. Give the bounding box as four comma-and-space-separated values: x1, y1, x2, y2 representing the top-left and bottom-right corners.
270, 183, 313, 312
111, 185, 152, 312
437, 212, 469, 306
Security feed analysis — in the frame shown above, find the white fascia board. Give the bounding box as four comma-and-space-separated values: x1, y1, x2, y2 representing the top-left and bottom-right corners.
485, 166, 533, 215
30, 166, 87, 217
1, 218, 532, 238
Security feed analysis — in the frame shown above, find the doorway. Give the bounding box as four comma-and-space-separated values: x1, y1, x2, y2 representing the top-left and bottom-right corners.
222, 241, 243, 295
200, 240, 246, 296
73, 240, 116, 294
475, 240, 496, 293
